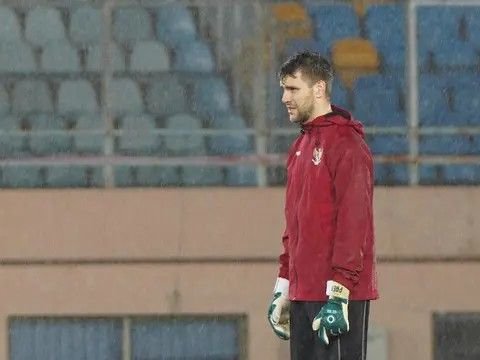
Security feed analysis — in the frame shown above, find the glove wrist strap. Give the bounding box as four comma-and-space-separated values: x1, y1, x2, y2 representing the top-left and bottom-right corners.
274, 277, 289, 295
326, 280, 350, 300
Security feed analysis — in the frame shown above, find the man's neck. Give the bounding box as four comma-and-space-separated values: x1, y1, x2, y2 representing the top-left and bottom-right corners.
305, 102, 332, 124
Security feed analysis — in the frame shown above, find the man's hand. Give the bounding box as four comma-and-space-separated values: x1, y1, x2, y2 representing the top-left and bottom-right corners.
267, 277, 290, 340
312, 280, 350, 345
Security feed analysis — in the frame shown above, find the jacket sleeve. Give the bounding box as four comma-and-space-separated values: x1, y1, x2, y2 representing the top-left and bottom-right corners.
330, 138, 374, 290
278, 228, 289, 279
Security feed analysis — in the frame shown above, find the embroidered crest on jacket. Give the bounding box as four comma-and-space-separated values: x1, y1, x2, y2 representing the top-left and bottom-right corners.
312, 147, 323, 165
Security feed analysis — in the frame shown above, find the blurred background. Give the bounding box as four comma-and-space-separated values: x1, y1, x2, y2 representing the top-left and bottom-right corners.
0, 0, 479, 359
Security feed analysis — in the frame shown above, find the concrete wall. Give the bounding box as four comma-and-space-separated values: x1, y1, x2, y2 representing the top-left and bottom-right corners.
0, 187, 479, 360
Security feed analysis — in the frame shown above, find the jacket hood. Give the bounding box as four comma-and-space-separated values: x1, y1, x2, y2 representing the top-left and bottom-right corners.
300, 105, 365, 138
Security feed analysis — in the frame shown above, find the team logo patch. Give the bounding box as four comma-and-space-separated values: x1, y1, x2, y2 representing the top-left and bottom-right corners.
312, 147, 323, 165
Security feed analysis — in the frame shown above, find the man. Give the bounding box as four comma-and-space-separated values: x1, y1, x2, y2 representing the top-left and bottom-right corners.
267, 51, 378, 360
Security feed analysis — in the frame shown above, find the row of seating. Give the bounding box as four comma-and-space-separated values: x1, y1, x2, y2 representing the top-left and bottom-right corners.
0, 40, 214, 74
0, 164, 258, 188
0, 76, 232, 118
0, 5, 198, 48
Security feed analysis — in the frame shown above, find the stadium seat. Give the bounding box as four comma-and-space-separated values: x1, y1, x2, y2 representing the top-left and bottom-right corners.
283, 38, 324, 58
164, 114, 205, 156
0, 115, 27, 156
86, 44, 126, 72
331, 80, 349, 109
191, 77, 231, 118
417, 6, 465, 50
308, 5, 360, 54
207, 113, 252, 155
46, 166, 103, 188
181, 166, 224, 186
40, 42, 80, 73
12, 80, 54, 115
353, 75, 405, 126
466, 8, 480, 48
0, 41, 36, 73
74, 114, 104, 154
28, 114, 72, 155
374, 163, 409, 185
418, 75, 452, 125
70, 6, 102, 46
146, 76, 188, 116
419, 135, 479, 155
367, 134, 408, 155
130, 41, 170, 73
419, 164, 480, 185
451, 86, 480, 125
25, 6, 66, 47
271, 2, 312, 41
364, 4, 405, 68
0, 85, 9, 115
0, 6, 22, 41
118, 114, 159, 155
225, 165, 257, 186
433, 42, 478, 68
174, 41, 215, 72
156, 5, 197, 47
106, 79, 143, 116
114, 165, 179, 187
113, 7, 153, 45
2, 166, 45, 188
58, 80, 98, 116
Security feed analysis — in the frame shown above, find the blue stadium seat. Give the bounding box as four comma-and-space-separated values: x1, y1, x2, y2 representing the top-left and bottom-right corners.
156, 5, 197, 47
114, 166, 179, 187
283, 38, 324, 58
2, 166, 45, 188
418, 75, 452, 125
433, 42, 478, 68
367, 134, 408, 155
191, 77, 231, 118
28, 114, 72, 155
365, 5, 405, 68
86, 44, 126, 72
113, 7, 153, 45
207, 113, 252, 155
466, 8, 480, 48
451, 87, 480, 125
181, 166, 224, 186
130, 41, 170, 73
46, 166, 103, 188
417, 6, 465, 50
41, 42, 80, 73
74, 115, 104, 154
225, 165, 257, 186
106, 79, 143, 116
419, 164, 480, 185
12, 80, 53, 115
174, 41, 215, 72
331, 81, 349, 109
118, 114, 159, 155
308, 5, 360, 54
374, 163, 409, 185
419, 135, 479, 155
164, 114, 205, 156
70, 6, 102, 46
146, 76, 188, 116
58, 80, 98, 116
353, 75, 405, 126
25, 6, 66, 48
0, 115, 27, 156
0, 41, 36, 73
0, 6, 22, 41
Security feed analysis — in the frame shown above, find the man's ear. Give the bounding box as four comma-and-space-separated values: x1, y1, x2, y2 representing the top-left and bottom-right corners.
313, 80, 326, 98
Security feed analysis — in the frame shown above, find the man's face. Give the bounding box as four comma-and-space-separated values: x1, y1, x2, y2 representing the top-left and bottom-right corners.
280, 70, 315, 124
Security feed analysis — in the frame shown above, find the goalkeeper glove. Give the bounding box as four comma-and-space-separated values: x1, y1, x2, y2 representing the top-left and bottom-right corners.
312, 280, 350, 345
267, 277, 290, 340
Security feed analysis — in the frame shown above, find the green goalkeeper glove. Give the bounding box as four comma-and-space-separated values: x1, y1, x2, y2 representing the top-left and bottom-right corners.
312, 280, 350, 345
267, 277, 290, 340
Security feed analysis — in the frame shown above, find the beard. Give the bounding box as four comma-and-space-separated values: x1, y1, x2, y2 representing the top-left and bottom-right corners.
291, 101, 315, 124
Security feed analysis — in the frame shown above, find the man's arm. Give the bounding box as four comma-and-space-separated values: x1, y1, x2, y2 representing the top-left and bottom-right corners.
330, 139, 373, 290
278, 228, 289, 279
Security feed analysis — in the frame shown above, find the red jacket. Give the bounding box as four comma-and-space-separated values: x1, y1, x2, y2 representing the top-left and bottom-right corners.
278, 105, 379, 301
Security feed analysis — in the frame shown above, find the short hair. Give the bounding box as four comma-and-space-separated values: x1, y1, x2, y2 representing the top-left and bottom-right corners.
278, 51, 334, 97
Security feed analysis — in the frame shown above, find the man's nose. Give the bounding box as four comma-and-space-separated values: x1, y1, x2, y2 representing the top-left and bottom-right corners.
281, 91, 289, 104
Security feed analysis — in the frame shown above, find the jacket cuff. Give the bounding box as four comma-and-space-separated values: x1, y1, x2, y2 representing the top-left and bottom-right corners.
332, 272, 355, 292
